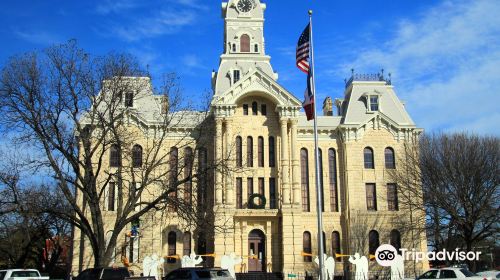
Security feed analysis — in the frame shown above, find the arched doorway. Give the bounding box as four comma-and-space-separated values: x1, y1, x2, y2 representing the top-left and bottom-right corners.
248, 229, 266, 272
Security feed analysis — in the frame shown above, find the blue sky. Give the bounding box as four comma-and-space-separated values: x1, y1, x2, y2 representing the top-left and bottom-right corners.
1, 0, 499, 135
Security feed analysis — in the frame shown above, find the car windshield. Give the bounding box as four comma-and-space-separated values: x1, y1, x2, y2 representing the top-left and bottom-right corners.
195, 270, 231, 279
11, 271, 40, 277
102, 268, 130, 280
460, 269, 477, 277
0, 271, 6, 280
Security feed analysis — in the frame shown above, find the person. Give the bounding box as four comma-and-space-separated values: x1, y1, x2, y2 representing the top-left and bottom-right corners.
349, 253, 369, 280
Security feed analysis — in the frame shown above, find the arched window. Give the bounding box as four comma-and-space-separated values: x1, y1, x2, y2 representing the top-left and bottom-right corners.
332, 231, 341, 260
254, 44, 259, 53
258, 136, 264, 167
318, 149, 324, 212
110, 144, 121, 167
232, 43, 236, 52
269, 137, 275, 167
240, 34, 250, 52
301, 148, 310, 212
236, 136, 243, 167
167, 231, 176, 263
328, 148, 338, 212
369, 230, 380, 255
184, 147, 193, 204
183, 232, 191, 256
132, 145, 143, 168
247, 136, 253, 167
303, 231, 312, 262
252, 102, 258, 115
125, 91, 134, 107
385, 147, 395, 169
364, 147, 374, 169
168, 147, 178, 212
390, 229, 401, 254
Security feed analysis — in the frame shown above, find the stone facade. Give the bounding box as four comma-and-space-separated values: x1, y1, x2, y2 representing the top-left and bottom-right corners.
71, 0, 429, 277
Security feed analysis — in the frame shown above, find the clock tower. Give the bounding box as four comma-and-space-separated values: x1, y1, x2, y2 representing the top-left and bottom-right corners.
212, 0, 277, 96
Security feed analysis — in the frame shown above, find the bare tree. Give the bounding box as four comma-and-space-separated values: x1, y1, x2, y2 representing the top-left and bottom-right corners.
0, 41, 224, 267
389, 133, 500, 270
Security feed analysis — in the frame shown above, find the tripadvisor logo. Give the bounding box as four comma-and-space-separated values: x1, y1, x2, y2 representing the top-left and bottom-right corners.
375, 244, 482, 266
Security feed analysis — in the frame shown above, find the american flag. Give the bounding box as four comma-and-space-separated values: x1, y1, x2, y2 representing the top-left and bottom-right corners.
296, 23, 310, 74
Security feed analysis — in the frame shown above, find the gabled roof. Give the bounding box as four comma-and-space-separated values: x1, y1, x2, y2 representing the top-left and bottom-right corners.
211, 67, 302, 108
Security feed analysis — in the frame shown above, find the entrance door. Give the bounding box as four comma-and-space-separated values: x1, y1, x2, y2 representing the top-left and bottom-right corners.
248, 229, 266, 272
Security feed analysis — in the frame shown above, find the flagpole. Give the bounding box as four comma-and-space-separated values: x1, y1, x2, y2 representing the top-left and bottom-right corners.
309, 10, 326, 280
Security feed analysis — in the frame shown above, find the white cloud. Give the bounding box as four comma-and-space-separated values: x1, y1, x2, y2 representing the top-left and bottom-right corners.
13, 29, 61, 45
331, 0, 500, 135
95, 0, 140, 15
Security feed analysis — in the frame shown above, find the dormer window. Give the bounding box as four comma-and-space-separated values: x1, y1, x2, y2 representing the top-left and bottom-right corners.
125, 92, 134, 107
240, 34, 250, 52
370, 96, 379, 111
233, 70, 240, 84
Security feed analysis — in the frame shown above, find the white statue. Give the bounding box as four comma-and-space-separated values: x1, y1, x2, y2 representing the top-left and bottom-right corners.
221, 253, 243, 279
142, 254, 163, 280
181, 252, 203, 268
390, 254, 405, 280
349, 253, 369, 280
314, 255, 336, 280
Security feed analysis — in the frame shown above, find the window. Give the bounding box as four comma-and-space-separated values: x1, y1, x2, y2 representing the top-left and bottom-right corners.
269, 178, 276, 209
254, 44, 259, 53
420, 270, 439, 279
366, 183, 377, 211
184, 148, 193, 204
128, 236, 139, 263
252, 102, 258, 115
258, 136, 264, 167
236, 178, 243, 209
303, 231, 312, 262
125, 91, 134, 107
385, 147, 395, 169
183, 232, 191, 256
240, 34, 250, 52
243, 104, 249, 115
233, 70, 240, 84
332, 231, 341, 260
269, 137, 275, 167
247, 137, 253, 167
168, 147, 178, 212
390, 229, 401, 253
439, 270, 457, 279
364, 147, 374, 169
368, 230, 379, 255
167, 231, 176, 263
261, 104, 267, 115
107, 182, 115, 211
301, 148, 310, 212
258, 177, 265, 206
247, 178, 254, 205
387, 183, 399, 211
319, 149, 325, 212
197, 148, 208, 206
236, 136, 243, 167
328, 149, 338, 212
110, 144, 121, 167
369, 96, 379, 111
232, 44, 236, 52
132, 145, 143, 168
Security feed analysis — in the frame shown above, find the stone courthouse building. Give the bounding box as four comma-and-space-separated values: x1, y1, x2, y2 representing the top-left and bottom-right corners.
72, 0, 428, 277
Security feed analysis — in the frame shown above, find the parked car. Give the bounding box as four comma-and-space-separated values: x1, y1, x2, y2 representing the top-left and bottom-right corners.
477, 271, 500, 279
75, 267, 130, 280
417, 267, 492, 280
162, 268, 234, 280
0, 269, 49, 280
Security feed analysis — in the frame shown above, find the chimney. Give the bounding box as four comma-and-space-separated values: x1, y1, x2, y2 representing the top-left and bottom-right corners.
323, 97, 333, 116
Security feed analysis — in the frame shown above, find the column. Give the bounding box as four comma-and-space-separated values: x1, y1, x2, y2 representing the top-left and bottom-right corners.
225, 119, 234, 206
215, 118, 223, 205
290, 119, 301, 206
280, 119, 290, 205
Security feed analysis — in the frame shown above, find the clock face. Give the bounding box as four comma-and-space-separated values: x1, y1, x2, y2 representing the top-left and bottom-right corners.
237, 0, 254, 13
